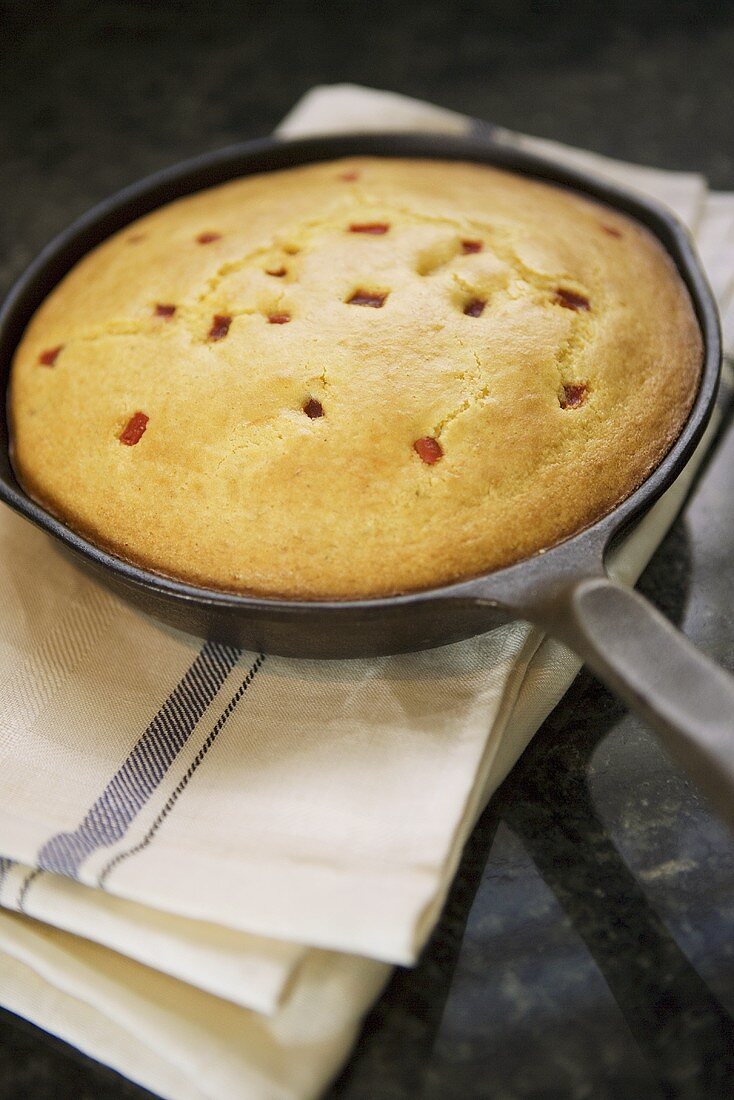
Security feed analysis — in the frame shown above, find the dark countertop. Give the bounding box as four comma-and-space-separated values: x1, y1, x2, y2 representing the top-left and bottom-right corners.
1, 2, 733, 1097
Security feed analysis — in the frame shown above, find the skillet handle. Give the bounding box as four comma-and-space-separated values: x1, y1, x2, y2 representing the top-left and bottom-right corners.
551, 576, 734, 830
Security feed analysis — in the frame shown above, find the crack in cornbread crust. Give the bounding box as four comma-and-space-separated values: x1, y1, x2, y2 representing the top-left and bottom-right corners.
10, 157, 702, 599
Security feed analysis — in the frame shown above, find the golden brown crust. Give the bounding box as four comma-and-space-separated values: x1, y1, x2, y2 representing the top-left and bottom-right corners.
10, 157, 703, 599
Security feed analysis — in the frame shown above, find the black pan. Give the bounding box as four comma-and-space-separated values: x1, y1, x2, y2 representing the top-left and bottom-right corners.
1, 132, 733, 827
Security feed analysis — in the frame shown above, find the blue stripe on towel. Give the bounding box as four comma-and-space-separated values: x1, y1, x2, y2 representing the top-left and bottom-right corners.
33, 641, 241, 882
0, 857, 11, 894
98, 653, 265, 887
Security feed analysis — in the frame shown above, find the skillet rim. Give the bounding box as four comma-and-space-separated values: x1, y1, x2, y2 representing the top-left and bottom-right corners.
0, 130, 721, 616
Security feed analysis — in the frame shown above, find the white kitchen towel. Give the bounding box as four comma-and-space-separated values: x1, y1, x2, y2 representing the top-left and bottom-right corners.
0, 84, 732, 1100
0, 910, 391, 1100
0, 862, 306, 1013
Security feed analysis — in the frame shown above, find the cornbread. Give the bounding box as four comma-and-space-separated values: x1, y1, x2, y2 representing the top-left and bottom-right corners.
10, 157, 702, 599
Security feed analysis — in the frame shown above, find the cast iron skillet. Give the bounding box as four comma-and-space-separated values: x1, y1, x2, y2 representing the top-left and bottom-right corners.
1, 132, 733, 827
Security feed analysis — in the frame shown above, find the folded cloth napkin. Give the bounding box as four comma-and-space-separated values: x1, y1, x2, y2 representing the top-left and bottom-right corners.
1, 84, 733, 1100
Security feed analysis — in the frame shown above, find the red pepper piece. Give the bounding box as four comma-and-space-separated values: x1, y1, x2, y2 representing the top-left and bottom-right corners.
553, 288, 591, 311
348, 223, 389, 234
303, 398, 324, 419
208, 314, 232, 340
560, 383, 588, 409
414, 437, 443, 464
461, 239, 482, 254
346, 290, 387, 308
268, 313, 291, 324
463, 298, 486, 317
38, 345, 63, 366
196, 232, 221, 244
265, 266, 287, 277
120, 411, 149, 446
154, 303, 176, 318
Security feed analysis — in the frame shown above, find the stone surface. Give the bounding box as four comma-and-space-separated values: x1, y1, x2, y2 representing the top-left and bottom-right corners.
0, 1, 733, 1097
